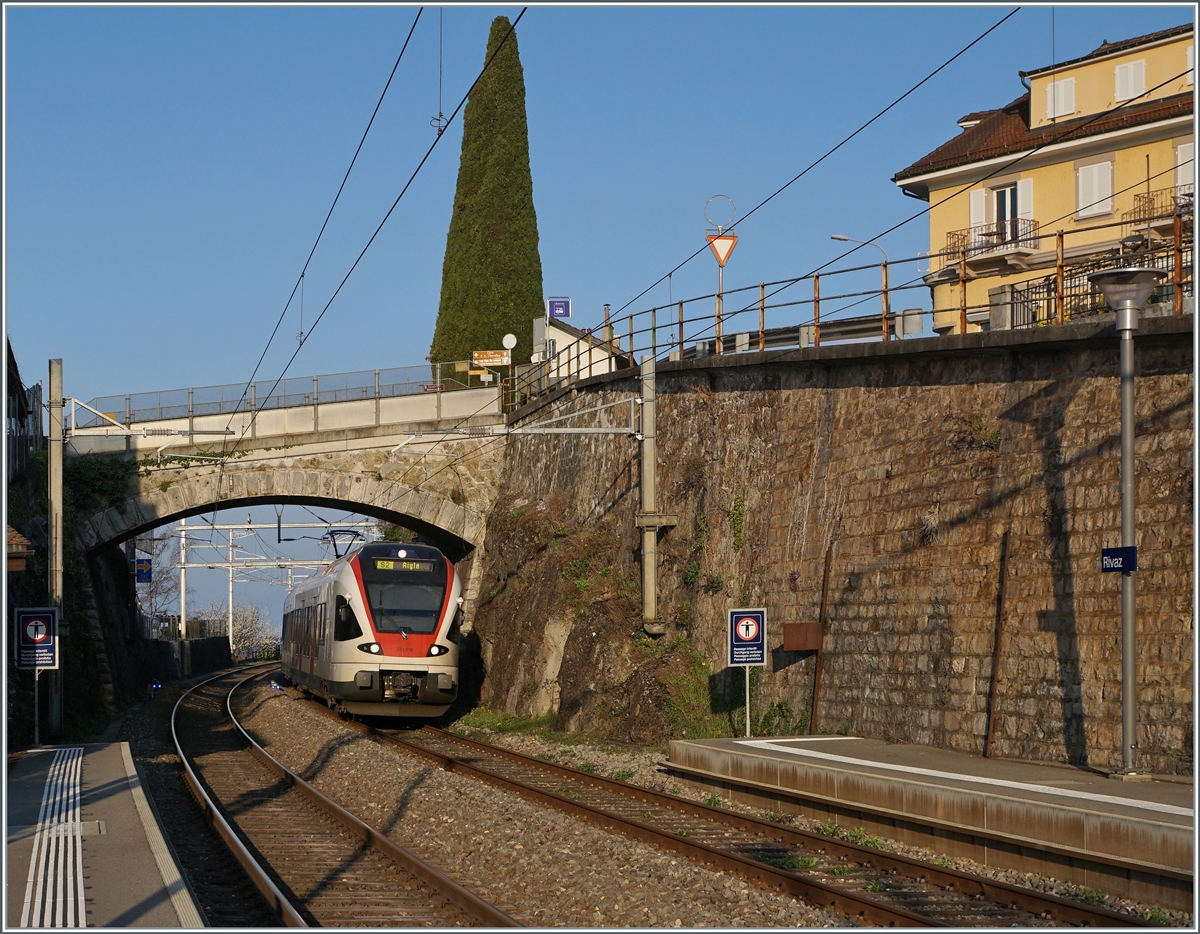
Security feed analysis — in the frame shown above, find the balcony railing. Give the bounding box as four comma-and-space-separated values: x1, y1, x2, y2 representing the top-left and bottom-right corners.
1121, 184, 1194, 236
945, 218, 1041, 263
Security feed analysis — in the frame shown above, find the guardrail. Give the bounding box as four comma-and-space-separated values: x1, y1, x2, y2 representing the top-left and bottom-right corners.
510, 204, 1193, 409
79, 360, 492, 428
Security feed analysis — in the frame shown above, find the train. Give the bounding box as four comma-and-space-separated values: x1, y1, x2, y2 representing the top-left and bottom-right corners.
280, 540, 462, 717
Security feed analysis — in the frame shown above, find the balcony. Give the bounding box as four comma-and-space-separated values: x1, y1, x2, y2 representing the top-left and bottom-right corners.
1121, 183, 1193, 237
943, 218, 1041, 272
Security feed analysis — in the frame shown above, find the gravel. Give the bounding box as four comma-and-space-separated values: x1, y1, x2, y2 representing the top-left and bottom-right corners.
232, 681, 851, 928
469, 727, 1192, 928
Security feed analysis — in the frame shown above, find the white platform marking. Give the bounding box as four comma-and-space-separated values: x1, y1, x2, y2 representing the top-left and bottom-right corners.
21, 747, 87, 927
735, 740, 1193, 818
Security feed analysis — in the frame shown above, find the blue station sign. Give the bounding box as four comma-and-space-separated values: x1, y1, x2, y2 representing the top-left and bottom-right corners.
728, 608, 766, 667
547, 297, 572, 319
135, 558, 152, 583
15, 607, 59, 670
1101, 546, 1138, 573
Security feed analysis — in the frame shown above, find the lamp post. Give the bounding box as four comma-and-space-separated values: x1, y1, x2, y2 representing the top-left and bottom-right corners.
1087, 265, 1166, 778
832, 235, 891, 340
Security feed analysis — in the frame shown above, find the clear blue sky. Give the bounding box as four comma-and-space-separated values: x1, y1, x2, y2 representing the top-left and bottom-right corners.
5, 4, 1192, 617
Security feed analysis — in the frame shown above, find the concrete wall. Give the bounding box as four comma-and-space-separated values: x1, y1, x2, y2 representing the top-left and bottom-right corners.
475, 315, 1193, 773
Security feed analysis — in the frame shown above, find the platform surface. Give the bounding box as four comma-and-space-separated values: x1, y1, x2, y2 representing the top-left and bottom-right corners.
668, 735, 1193, 872
6, 742, 204, 928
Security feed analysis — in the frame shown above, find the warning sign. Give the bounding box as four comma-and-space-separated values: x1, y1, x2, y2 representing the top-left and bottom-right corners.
727, 608, 766, 667
15, 607, 58, 670
707, 234, 738, 267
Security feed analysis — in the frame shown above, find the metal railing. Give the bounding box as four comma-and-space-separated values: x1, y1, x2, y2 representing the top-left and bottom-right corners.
945, 218, 1041, 262
79, 360, 488, 428
1125, 183, 1194, 227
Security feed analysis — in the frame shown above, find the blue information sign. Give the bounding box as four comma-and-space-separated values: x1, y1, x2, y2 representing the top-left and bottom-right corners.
547, 297, 571, 319
15, 607, 58, 670
136, 558, 152, 583
1101, 546, 1138, 573
728, 609, 766, 667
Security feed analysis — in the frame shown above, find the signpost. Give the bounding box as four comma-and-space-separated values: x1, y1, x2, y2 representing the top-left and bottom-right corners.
728, 608, 766, 738
135, 558, 152, 583
1101, 546, 1138, 573
16, 608, 59, 747
546, 297, 571, 320
472, 350, 511, 368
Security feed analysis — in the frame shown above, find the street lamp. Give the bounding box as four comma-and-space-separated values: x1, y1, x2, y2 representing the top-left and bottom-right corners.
1087, 265, 1166, 779
832, 235, 892, 340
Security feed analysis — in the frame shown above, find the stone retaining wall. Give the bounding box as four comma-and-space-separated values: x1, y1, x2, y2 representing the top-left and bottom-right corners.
477, 317, 1193, 774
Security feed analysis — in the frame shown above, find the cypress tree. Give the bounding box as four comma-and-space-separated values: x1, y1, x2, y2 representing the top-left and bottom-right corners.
430, 16, 543, 366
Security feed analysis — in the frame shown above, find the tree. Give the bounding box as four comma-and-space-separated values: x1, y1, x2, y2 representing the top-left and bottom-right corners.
429, 16, 543, 367
200, 601, 279, 660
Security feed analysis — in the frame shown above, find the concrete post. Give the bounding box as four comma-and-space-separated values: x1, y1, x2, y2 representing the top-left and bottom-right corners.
639, 356, 663, 634
48, 359, 64, 735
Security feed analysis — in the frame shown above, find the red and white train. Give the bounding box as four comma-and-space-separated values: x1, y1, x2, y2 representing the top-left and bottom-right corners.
281, 541, 461, 717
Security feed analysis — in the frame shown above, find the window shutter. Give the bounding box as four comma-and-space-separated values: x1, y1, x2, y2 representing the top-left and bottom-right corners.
1188, 45, 1194, 85
1016, 178, 1034, 220
1178, 143, 1194, 188
969, 189, 986, 228
1047, 78, 1074, 118
1077, 165, 1095, 217
1094, 162, 1112, 213
1115, 61, 1145, 101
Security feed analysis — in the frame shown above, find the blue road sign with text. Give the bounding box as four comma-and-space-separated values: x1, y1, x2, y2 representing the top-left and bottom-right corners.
16, 608, 58, 670
547, 297, 571, 319
728, 609, 766, 666
136, 558, 152, 583
1101, 546, 1138, 573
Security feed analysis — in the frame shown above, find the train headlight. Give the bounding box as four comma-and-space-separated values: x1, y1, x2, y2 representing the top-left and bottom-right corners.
426, 644, 450, 657
357, 642, 383, 654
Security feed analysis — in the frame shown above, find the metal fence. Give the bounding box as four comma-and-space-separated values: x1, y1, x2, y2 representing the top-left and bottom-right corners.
80, 361, 482, 428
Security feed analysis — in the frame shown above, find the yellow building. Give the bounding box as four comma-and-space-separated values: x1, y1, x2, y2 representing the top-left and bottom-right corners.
894, 23, 1194, 334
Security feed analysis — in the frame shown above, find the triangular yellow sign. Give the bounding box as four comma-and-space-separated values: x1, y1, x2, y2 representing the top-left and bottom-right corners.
707, 234, 738, 267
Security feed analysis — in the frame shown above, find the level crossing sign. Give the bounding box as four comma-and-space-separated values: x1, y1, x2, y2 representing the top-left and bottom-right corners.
15, 607, 59, 670
728, 608, 766, 667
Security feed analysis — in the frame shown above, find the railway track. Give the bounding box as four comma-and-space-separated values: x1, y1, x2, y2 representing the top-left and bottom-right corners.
171, 669, 519, 927
277, 686, 1153, 928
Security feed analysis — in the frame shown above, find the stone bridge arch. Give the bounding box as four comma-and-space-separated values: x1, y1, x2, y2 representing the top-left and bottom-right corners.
77, 451, 500, 563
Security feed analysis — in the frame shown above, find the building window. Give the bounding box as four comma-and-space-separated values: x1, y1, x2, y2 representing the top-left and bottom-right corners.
1046, 77, 1075, 119
1114, 60, 1145, 101
1077, 161, 1113, 218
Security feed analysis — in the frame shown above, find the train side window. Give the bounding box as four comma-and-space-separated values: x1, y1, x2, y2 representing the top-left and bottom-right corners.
334, 595, 362, 641
317, 603, 326, 646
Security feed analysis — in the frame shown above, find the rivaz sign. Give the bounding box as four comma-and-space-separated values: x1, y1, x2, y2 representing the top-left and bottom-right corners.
1101, 546, 1138, 573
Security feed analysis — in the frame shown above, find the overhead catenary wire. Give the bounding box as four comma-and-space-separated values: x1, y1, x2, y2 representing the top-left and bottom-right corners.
402, 119, 1194, 497
224, 9, 425, 436
669, 64, 1196, 352
612, 7, 1023, 317
223, 9, 528, 462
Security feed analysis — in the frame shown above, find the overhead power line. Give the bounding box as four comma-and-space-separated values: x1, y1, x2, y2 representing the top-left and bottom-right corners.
225, 9, 529, 460
612, 7, 1023, 317
227, 9, 426, 432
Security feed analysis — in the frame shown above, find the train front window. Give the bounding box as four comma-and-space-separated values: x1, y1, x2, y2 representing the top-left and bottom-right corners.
359, 549, 447, 634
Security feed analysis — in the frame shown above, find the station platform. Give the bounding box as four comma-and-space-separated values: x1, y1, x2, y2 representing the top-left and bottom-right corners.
667, 735, 1193, 911
6, 742, 204, 928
